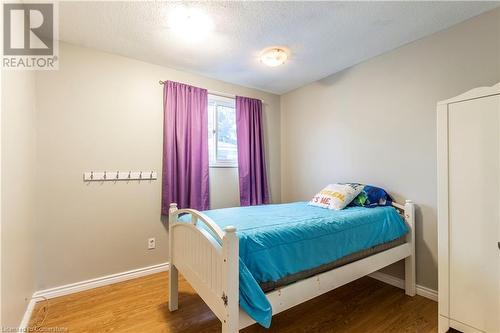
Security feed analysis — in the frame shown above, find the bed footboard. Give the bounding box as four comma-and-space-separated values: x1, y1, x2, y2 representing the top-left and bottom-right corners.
168, 203, 239, 333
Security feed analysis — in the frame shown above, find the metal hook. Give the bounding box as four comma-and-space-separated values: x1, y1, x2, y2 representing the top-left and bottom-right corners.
103, 171, 107, 180
128, 171, 131, 179
139, 171, 142, 179
116, 171, 119, 179
150, 171, 153, 179
90, 171, 94, 180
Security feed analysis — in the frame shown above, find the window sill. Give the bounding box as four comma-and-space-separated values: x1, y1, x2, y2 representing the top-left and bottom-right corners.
209, 165, 238, 169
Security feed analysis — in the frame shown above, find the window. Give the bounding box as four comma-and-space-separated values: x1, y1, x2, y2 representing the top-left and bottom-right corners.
208, 94, 238, 167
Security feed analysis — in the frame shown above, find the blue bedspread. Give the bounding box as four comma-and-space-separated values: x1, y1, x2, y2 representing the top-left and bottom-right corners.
179, 202, 408, 328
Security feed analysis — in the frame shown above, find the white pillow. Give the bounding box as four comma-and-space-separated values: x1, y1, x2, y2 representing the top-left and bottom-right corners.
309, 183, 363, 210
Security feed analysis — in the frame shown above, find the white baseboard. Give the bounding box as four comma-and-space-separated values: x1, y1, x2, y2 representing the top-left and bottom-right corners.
414, 283, 438, 302
19, 298, 38, 330
32, 262, 169, 300
369, 271, 438, 302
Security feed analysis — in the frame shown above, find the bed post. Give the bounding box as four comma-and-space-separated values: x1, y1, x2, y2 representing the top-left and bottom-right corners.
221, 226, 239, 333
168, 203, 179, 312
404, 200, 416, 296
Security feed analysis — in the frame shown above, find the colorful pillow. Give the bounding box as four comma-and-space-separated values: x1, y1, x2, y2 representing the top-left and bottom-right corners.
350, 184, 393, 208
309, 183, 364, 210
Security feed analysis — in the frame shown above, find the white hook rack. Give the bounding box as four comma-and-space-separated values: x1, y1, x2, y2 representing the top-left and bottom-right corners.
83, 171, 157, 182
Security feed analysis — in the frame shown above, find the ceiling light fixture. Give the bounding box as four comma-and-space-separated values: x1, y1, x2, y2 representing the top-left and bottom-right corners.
169, 7, 214, 42
259, 47, 289, 67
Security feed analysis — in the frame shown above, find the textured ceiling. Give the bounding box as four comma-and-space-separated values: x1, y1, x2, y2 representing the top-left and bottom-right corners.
59, 1, 500, 94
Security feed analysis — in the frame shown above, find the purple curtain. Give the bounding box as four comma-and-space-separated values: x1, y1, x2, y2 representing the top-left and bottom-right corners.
161, 81, 209, 214
236, 96, 270, 206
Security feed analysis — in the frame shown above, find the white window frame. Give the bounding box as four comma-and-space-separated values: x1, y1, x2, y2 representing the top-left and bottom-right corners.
208, 94, 238, 168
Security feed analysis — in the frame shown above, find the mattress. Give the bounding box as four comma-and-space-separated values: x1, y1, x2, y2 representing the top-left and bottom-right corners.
259, 236, 406, 292
179, 202, 408, 328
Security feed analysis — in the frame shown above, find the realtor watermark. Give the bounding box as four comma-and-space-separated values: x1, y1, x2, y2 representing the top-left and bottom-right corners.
1, 327, 67, 332
2, 1, 59, 70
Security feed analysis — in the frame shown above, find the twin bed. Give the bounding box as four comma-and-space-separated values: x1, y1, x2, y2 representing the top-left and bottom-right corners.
167, 199, 416, 332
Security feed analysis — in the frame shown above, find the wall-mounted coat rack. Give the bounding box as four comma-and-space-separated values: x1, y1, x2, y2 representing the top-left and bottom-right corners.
83, 171, 157, 182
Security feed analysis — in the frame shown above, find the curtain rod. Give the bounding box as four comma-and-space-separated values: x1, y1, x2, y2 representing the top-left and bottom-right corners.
159, 80, 265, 104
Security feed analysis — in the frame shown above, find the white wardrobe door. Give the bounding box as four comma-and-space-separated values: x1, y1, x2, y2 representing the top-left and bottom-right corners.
448, 95, 500, 333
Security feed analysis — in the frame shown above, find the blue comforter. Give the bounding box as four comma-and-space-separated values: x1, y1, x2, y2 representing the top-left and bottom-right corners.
179, 202, 408, 328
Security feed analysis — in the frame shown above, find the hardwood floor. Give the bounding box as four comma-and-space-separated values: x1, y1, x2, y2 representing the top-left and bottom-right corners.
29, 272, 438, 333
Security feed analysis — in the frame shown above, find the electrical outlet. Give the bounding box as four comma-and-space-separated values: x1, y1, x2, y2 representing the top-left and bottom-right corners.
148, 238, 156, 250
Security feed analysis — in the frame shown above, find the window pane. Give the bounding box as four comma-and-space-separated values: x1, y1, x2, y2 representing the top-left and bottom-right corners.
207, 101, 216, 163
207, 94, 238, 166
216, 105, 237, 161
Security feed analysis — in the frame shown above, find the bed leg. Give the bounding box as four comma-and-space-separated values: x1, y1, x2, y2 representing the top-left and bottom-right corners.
169, 264, 179, 311
405, 254, 416, 296
404, 200, 416, 296
222, 318, 238, 333
222, 226, 239, 333
169, 203, 179, 311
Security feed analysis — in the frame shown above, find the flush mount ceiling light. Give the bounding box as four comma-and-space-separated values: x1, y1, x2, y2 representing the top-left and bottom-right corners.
259, 47, 289, 67
168, 7, 214, 42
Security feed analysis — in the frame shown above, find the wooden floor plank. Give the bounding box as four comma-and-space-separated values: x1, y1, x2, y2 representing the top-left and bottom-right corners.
29, 272, 438, 332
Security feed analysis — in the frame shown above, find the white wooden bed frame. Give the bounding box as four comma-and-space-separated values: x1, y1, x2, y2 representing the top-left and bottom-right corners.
168, 200, 416, 332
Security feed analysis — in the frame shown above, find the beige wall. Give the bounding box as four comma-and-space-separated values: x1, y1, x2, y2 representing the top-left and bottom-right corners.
1, 71, 37, 327
210, 167, 240, 209
281, 9, 500, 290
35, 42, 281, 289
